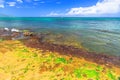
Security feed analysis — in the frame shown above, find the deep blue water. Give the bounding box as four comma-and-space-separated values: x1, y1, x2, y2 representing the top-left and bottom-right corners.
0, 17, 120, 56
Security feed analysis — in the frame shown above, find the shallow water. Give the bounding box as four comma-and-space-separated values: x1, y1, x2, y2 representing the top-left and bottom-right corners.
0, 17, 120, 56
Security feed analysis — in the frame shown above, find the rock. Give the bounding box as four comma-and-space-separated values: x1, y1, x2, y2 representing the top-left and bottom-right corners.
11, 32, 27, 40
11, 32, 21, 37
0, 28, 11, 37
23, 31, 34, 36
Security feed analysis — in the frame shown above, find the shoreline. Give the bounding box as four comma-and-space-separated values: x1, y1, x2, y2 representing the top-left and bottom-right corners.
0, 28, 120, 68
23, 35, 120, 68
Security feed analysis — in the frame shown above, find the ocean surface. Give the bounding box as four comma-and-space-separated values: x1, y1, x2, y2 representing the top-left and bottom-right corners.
0, 17, 120, 56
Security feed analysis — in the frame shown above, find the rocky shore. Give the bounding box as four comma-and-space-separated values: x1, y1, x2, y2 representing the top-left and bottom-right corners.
0, 28, 120, 68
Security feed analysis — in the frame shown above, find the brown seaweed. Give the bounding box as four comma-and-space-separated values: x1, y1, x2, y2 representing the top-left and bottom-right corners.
23, 34, 120, 68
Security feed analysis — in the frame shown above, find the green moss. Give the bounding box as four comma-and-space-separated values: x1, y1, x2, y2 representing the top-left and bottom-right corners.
118, 77, 120, 80
32, 53, 38, 57
43, 54, 55, 63
22, 30, 30, 33
0, 38, 4, 42
68, 58, 73, 63
82, 70, 99, 78
107, 71, 116, 80
49, 54, 55, 58
0, 41, 119, 80
21, 49, 29, 52
55, 57, 67, 64
74, 69, 82, 78
96, 65, 103, 71
58, 68, 64, 72
16, 52, 27, 58
23, 63, 31, 73
74, 68, 100, 79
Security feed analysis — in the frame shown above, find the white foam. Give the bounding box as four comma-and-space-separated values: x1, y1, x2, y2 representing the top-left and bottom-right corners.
11, 28, 20, 32
4, 27, 9, 31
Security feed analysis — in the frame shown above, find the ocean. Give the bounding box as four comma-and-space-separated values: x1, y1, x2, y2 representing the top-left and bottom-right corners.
0, 17, 120, 56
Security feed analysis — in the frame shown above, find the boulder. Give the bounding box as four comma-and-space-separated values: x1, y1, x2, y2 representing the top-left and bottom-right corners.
23, 31, 34, 36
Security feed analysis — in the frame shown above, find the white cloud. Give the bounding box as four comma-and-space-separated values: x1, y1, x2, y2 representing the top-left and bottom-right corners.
17, 0, 23, 3
67, 0, 120, 15
0, 4, 4, 8
47, 12, 59, 16
46, 12, 66, 17
7, 2, 16, 7
0, 0, 4, 8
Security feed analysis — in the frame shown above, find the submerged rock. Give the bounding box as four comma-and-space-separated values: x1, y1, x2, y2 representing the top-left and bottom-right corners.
0, 28, 28, 40
11, 32, 25, 40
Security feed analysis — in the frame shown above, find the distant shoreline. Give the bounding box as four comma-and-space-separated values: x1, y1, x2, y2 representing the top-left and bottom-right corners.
0, 16, 120, 18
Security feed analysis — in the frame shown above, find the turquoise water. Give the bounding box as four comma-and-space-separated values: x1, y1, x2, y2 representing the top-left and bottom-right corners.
0, 17, 120, 56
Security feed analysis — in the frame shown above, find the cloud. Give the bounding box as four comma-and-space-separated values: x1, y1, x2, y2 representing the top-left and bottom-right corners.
47, 12, 59, 16
46, 12, 66, 17
67, 0, 120, 15
17, 0, 23, 3
7, 2, 16, 7
0, 0, 4, 8
0, 4, 4, 8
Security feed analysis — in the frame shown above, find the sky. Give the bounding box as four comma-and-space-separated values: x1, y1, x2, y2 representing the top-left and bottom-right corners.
0, 0, 120, 17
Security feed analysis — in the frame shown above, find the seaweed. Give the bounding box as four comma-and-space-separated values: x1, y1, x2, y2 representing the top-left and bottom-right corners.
21, 48, 29, 52
82, 69, 99, 79
23, 63, 31, 73
96, 65, 103, 71
118, 77, 120, 80
68, 58, 73, 63
32, 53, 38, 57
74, 69, 82, 78
0, 38, 4, 42
49, 54, 55, 58
107, 71, 116, 80
55, 57, 67, 64
74, 68, 100, 79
